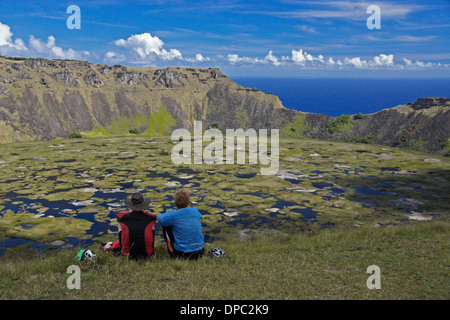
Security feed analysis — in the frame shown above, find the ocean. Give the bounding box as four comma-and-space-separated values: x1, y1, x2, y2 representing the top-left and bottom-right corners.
230, 77, 450, 117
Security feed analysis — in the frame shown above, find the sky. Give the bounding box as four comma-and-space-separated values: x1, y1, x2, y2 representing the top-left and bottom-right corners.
0, 0, 449, 77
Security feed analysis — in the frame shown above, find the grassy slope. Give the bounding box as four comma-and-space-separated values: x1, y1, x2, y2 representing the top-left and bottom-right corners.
0, 136, 448, 299
0, 220, 448, 300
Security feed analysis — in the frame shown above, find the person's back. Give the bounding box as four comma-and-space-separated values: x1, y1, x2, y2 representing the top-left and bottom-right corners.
118, 210, 156, 259
158, 206, 203, 252
157, 190, 204, 259
117, 193, 156, 259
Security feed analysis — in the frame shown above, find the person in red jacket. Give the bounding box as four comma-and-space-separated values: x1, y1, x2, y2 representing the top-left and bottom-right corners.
114, 192, 156, 259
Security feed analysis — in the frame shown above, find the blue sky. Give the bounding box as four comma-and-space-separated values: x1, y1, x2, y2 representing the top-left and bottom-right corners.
0, 0, 449, 77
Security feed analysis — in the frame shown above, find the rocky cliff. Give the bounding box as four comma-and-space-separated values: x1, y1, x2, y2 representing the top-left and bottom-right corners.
0, 56, 284, 142
296, 96, 450, 155
0, 56, 449, 155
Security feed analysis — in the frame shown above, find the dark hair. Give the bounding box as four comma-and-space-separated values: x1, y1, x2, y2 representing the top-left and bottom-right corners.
175, 190, 189, 209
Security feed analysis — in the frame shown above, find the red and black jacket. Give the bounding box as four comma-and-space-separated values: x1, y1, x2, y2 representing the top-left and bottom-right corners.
117, 211, 156, 259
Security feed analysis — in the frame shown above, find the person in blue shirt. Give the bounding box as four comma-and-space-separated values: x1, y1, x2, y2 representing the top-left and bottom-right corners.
157, 190, 204, 259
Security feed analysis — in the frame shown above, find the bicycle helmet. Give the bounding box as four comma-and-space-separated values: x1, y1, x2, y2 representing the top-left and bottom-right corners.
208, 247, 226, 258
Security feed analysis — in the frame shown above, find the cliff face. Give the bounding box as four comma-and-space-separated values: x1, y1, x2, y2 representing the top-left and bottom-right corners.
0, 56, 449, 155
0, 56, 285, 143
292, 96, 449, 154
346, 97, 450, 153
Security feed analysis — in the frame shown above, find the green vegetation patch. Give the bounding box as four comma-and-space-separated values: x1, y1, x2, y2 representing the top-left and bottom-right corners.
408, 139, 428, 153
281, 113, 309, 138
83, 126, 111, 138
129, 128, 140, 135
145, 106, 177, 135
84, 107, 177, 137
353, 112, 365, 120
69, 133, 83, 139
328, 115, 355, 135
0, 211, 93, 242
346, 135, 376, 144
104, 114, 151, 135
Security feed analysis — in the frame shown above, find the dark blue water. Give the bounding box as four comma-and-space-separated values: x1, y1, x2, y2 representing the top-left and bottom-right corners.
231, 77, 450, 116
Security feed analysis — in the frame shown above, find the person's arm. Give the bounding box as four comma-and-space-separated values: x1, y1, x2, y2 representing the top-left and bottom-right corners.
157, 209, 177, 227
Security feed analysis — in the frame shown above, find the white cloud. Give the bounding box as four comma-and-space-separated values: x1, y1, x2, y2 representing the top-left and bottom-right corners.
104, 51, 126, 64
224, 48, 447, 72
1, 21, 446, 73
264, 51, 281, 66
183, 53, 211, 63
369, 53, 394, 67
393, 35, 436, 42
227, 53, 238, 62
296, 25, 318, 34
113, 32, 182, 61
0, 22, 13, 46
291, 49, 306, 65
290, 49, 324, 66
195, 53, 205, 61
227, 51, 282, 66
403, 58, 433, 68
225, 49, 446, 71
227, 53, 261, 64
0, 21, 89, 60
260, 1, 423, 20
340, 54, 394, 69
343, 56, 367, 69
114, 33, 163, 58
28, 35, 90, 60
0, 22, 27, 53
162, 48, 182, 60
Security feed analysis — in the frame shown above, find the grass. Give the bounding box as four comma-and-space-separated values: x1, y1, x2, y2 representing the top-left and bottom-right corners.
281, 113, 309, 138
346, 135, 376, 144
0, 220, 448, 300
408, 139, 428, 153
327, 115, 355, 135
0, 136, 449, 300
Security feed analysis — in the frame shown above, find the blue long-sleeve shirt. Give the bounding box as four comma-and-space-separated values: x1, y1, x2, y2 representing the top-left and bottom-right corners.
157, 207, 204, 252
